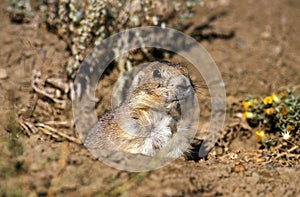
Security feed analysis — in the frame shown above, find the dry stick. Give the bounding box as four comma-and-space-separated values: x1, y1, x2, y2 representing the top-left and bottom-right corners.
31, 78, 66, 107
18, 121, 32, 136
46, 77, 70, 94
44, 120, 70, 128
287, 154, 300, 159
283, 138, 299, 147
17, 115, 37, 135
288, 145, 299, 153
38, 127, 61, 140
36, 123, 82, 144
31, 71, 81, 144
24, 121, 38, 134
274, 145, 299, 160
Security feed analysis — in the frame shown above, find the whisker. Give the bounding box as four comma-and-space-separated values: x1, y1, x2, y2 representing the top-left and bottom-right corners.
192, 80, 210, 97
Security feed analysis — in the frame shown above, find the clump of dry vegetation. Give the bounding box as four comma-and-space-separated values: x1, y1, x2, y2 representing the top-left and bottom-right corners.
7, 0, 203, 77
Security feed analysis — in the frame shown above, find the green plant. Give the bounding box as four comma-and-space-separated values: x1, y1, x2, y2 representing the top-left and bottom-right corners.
243, 90, 299, 150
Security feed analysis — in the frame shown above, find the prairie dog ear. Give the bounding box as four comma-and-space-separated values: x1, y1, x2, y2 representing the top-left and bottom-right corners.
131, 71, 144, 90
130, 62, 157, 88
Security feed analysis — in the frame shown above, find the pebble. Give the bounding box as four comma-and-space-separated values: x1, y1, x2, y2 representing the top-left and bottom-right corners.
272, 45, 282, 56
260, 31, 271, 39
29, 163, 41, 172
0, 68, 8, 79
235, 39, 246, 48
231, 164, 246, 173
164, 188, 178, 196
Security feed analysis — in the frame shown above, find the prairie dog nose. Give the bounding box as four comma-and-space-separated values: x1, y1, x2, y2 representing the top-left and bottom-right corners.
170, 75, 191, 90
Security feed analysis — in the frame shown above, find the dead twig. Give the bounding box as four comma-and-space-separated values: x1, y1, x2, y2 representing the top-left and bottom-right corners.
44, 120, 71, 128
46, 77, 70, 94
36, 123, 82, 144
38, 127, 61, 140
32, 81, 67, 107
17, 117, 39, 136
274, 145, 300, 160
32, 69, 67, 108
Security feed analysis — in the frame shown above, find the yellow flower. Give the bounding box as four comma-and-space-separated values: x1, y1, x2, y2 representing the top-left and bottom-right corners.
242, 99, 257, 110
263, 96, 273, 105
264, 107, 275, 115
271, 93, 280, 103
256, 130, 266, 142
242, 101, 251, 110
243, 112, 255, 119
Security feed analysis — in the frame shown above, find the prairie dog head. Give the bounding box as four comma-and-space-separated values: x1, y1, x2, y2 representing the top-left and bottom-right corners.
130, 61, 194, 105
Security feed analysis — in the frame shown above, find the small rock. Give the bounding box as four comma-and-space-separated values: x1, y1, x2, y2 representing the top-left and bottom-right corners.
231, 164, 246, 173
164, 188, 178, 196
0, 68, 8, 79
27, 192, 38, 197
261, 31, 271, 39
235, 39, 246, 48
272, 45, 282, 56
30, 162, 42, 172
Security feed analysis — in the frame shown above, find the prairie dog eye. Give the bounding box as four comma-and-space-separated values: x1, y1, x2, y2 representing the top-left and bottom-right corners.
153, 69, 161, 78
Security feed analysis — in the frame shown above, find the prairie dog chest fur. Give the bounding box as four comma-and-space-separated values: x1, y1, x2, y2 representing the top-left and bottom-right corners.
84, 61, 196, 158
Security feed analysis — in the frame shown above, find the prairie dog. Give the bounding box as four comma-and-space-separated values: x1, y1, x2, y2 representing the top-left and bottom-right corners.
84, 61, 197, 159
